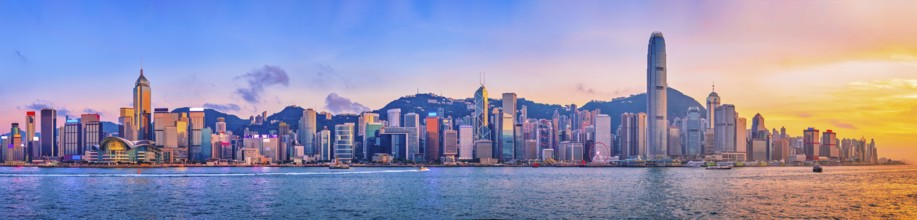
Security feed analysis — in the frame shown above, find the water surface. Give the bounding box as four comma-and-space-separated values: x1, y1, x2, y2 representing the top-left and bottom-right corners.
0, 166, 914, 219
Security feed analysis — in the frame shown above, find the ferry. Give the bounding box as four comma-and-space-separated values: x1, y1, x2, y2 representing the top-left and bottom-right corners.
706, 165, 733, 170
328, 160, 350, 169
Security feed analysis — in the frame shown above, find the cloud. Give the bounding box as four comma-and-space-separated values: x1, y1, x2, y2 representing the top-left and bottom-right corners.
22, 99, 53, 111
796, 112, 813, 118
310, 64, 352, 89
576, 83, 640, 98
82, 108, 103, 117
830, 120, 857, 130
324, 93, 370, 114
14, 50, 27, 63
234, 65, 290, 104
19, 100, 73, 118
575, 83, 599, 94
204, 103, 241, 112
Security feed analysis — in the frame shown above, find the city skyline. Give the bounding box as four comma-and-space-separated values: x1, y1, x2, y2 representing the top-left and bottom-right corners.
1, 1, 916, 162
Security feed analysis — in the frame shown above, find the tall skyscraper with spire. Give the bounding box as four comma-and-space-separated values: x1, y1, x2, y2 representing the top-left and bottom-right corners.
134, 62, 152, 140
706, 84, 721, 129
646, 32, 668, 160
473, 75, 490, 141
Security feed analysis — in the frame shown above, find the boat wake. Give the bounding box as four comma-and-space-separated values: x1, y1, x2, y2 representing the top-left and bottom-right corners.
0, 169, 422, 177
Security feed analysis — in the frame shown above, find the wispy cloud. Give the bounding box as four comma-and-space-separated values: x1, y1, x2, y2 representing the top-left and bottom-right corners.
324, 93, 370, 114
309, 64, 352, 90
204, 103, 241, 112
14, 50, 27, 63
235, 65, 290, 104
82, 108, 103, 117
19, 100, 73, 118
830, 120, 857, 130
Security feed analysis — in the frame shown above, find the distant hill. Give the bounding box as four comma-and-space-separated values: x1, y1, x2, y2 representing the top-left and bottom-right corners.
581, 87, 706, 129
171, 107, 249, 135
164, 87, 705, 136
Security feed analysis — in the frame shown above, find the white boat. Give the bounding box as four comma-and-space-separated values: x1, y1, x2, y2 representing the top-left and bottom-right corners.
418, 166, 429, 171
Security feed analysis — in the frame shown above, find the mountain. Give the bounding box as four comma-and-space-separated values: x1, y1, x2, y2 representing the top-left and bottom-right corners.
581, 87, 706, 129
101, 121, 119, 134
164, 87, 704, 137
171, 107, 249, 135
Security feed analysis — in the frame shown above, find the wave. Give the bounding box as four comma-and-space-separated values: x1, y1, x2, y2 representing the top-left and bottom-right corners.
0, 169, 424, 177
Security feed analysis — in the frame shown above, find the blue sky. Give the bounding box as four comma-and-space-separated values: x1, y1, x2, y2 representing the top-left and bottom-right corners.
2, 0, 917, 160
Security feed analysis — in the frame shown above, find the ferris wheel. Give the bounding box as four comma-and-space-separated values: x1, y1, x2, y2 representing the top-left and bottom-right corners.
591, 142, 610, 164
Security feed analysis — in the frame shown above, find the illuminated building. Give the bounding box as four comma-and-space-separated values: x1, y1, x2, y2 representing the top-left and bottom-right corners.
134, 65, 152, 140
425, 115, 441, 163
803, 128, 820, 161
334, 123, 354, 163
119, 107, 137, 141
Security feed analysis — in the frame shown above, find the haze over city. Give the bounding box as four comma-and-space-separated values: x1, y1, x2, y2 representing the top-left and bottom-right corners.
1, 0, 915, 162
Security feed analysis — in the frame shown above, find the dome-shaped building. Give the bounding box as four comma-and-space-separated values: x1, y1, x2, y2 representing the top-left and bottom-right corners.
89, 137, 161, 163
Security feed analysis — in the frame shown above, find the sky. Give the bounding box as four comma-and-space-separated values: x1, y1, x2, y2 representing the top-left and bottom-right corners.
1, 0, 916, 161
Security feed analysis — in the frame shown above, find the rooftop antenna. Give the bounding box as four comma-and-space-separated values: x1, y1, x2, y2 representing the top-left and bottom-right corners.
712, 81, 715, 92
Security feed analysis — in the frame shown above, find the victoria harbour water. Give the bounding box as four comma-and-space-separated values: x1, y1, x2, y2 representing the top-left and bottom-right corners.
0, 166, 914, 219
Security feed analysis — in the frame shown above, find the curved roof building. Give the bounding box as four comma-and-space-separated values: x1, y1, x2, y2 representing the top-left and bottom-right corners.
94, 137, 160, 163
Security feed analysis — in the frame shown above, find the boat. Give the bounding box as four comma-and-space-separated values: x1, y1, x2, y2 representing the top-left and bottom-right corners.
706, 165, 733, 170
813, 165, 823, 173
418, 166, 429, 171
532, 162, 540, 168
329, 160, 350, 169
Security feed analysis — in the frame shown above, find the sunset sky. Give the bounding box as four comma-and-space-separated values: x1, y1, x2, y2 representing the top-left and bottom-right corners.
1, 0, 915, 161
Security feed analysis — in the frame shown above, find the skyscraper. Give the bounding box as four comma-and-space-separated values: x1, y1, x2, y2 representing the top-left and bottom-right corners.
9, 123, 23, 162
387, 108, 401, 127
81, 113, 102, 156
424, 116, 441, 163
715, 104, 737, 153
821, 130, 837, 159
118, 107, 136, 141
189, 108, 205, 162
458, 125, 473, 160
40, 108, 57, 158
473, 84, 490, 141
359, 112, 379, 160
334, 123, 354, 163
803, 128, 820, 161
318, 128, 331, 161
404, 112, 421, 161
500, 112, 514, 162
61, 118, 82, 157
620, 112, 647, 159
594, 114, 612, 160
443, 129, 458, 162
215, 117, 227, 134
706, 84, 721, 129
502, 93, 517, 122
134, 66, 152, 140
684, 107, 703, 157
646, 32, 668, 160
299, 108, 316, 156
25, 112, 36, 161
